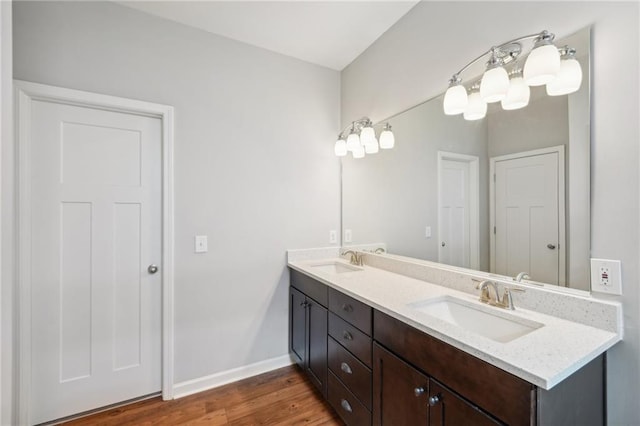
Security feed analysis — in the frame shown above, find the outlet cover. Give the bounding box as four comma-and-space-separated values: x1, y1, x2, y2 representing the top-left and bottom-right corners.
344, 229, 353, 243
590, 258, 622, 295
195, 235, 208, 253
329, 230, 338, 244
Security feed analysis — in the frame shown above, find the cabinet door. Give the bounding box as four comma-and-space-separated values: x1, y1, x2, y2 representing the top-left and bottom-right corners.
429, 380, 502, 426
307, 298, 328, 397
290, 287, 306, 368
373, 343, 429, 426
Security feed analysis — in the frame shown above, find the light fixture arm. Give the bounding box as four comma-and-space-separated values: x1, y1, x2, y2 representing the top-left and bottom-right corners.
450, 31, 549, 82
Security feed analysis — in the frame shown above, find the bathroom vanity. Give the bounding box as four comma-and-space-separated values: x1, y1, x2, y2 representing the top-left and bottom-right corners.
288, 250, 621, 426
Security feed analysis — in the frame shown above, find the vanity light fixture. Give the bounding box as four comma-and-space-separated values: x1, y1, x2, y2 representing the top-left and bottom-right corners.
334, 117, 395, 158
443, 30, 582, 119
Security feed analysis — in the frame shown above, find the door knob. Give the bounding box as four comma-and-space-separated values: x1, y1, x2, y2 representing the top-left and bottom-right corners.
148, 264, 159, 274
441, 242, 446, 247
547, 244, 556, 250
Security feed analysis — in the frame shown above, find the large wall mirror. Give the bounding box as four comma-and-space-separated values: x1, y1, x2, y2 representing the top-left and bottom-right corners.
342, 27, 591, 292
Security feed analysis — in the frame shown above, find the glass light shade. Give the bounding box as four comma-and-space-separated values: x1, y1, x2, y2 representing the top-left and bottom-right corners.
463, 92, 487, 121
360, 125, 376, 147
546, 57, 582, 96
334, 139, 347, 157
480, 66, 510, 103
352, 145, 365, 159
523, 44, 560, 86
364, 138, 379, 154
501, 76, 530, 110
443, 84, 468, 115
346, 132, 360, 151
379, 130, 395, 149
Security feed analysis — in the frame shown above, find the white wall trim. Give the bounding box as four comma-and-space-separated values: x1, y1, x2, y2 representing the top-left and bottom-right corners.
173, 355, 294, 399
14, 80, 175, 424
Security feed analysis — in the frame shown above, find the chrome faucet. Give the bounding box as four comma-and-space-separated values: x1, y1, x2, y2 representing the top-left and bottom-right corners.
341, 250, 364, 266
476, 280, 526, 310
515, 272, 530, 282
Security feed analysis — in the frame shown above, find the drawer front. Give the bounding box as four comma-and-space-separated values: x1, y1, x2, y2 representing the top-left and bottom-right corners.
329, 288, 372, 335
329, 312, 372, 368
374, 310, 535, 426
328, 371, 372, 426
328, 337, 372, 410
290, 268, 327, 307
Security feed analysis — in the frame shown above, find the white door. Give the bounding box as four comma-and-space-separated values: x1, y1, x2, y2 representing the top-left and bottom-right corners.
29, 99, 162, 423
438, 153, 479, 270
492, 149, 564, 285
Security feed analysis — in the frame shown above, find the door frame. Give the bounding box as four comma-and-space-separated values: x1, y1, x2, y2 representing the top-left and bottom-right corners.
437, 151, 480, 270
15, 80, 175, 424
489, 145, 566, 285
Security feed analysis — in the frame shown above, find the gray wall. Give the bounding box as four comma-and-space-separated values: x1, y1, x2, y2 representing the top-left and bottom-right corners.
341, 2, 639, 424
12, 1, 340, 384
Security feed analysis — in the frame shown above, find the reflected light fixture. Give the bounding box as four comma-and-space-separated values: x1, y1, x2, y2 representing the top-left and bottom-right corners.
334, 118, 395, 159
501, 69, 530, 110
546, 46, 583, 96
443, 30, 582, 119
463, 86, 487, 121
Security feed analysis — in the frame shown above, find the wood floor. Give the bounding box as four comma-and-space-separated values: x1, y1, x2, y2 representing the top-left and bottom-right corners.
63, 365, 344, 425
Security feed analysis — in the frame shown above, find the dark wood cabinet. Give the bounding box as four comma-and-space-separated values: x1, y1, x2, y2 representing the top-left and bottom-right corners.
428, 379, 502, 426
290, 270, 328, 397
289, 268, 605, 426
372, 343, 428, 426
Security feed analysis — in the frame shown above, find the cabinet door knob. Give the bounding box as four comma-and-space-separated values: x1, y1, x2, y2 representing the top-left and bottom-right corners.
340, 399, 353, 413
342, 303, 353, 313
340, 362, 353, 374
428, 394, 441, 406
547, 243, 557, 250
300, 301, 307, 308
414, 387, 426, 397
342, 331, 353, 341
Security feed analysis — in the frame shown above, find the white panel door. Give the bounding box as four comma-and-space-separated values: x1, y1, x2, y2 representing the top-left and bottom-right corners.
439, 159, 470, 268
29, 99, 162, 424
494, 152, 560, 284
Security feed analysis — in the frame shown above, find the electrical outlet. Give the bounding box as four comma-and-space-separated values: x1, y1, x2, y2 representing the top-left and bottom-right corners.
425, 226, 432, 238
590, 258, 622, 295
344, 229, 352, 243
329, 230, 337, 244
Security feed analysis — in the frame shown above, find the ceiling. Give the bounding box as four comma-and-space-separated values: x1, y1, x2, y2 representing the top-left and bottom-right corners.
120, 1, 420, 70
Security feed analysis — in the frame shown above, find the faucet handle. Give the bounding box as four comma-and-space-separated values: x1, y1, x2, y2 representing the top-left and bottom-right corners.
502, 287, 525, 310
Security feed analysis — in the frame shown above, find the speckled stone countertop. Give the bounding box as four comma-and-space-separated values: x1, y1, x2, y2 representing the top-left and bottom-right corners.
287, 249, 622, 390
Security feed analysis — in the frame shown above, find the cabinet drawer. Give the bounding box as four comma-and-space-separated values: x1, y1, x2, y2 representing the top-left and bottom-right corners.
328, 337, 372, 410
329, 312, 372, 368
329, 288, 372, 335
374, 310, 534, 426
328, 371, 372, 426
290, 269, 327, 307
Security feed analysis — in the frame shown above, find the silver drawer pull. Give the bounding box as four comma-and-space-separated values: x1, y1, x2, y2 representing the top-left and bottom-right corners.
340, 362, 353, 374
429, 394, 441, 406
342, 303, 353, 313
342, 330, 353, 341
414, 386, 425, 397
340, 399, 353, 413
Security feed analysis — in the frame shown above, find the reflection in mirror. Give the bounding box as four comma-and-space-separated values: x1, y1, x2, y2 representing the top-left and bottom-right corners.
341, 27, 591, 292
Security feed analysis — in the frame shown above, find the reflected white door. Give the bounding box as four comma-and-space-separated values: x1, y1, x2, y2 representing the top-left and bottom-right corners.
438, 153, 479, 270
492, 149, 564, 285
29, 99, 162, 423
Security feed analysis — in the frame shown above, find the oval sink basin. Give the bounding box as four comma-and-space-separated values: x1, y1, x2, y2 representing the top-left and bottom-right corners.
408, 296, 543, 343
309, 261, 363, 274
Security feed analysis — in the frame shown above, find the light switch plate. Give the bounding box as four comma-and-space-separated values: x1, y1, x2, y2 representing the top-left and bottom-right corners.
194, 235, 208, 253
590, 258, 622, 295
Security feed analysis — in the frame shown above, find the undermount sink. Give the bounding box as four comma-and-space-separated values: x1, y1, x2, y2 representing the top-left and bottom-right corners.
408, 296, 543, 343
309, 261, 363, 274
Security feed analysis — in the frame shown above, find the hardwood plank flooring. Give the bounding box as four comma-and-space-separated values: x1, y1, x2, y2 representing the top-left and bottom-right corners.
63, 365, 343, 425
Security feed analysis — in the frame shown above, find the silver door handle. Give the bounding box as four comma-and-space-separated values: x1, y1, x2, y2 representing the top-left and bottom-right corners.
547, 244, 556, 250
148, 264, 159, 274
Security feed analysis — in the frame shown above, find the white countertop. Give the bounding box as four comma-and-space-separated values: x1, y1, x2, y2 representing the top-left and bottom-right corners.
288, 257, 621, 390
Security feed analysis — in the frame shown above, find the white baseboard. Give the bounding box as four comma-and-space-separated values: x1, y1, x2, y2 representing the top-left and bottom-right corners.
172, 354, 295, 399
